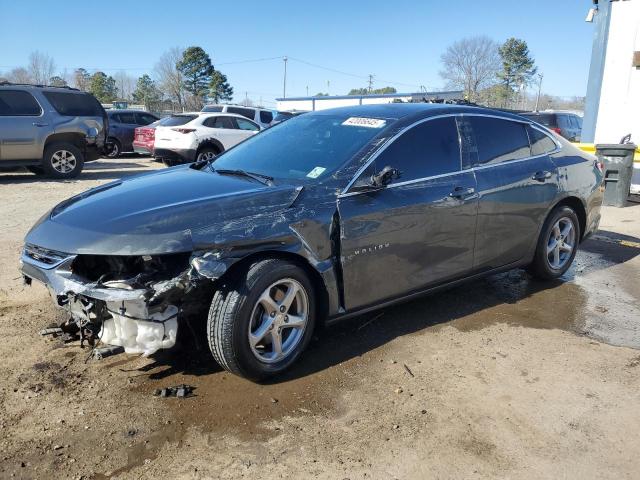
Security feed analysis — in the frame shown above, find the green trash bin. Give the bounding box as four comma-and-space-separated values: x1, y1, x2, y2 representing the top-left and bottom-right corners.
596, 143, 637, 207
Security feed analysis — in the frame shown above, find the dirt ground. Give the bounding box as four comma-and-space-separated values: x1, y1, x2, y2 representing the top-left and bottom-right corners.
1, 158, 639, 480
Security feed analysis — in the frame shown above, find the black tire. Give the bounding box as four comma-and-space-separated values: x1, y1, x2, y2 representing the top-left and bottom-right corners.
42, 143, 84, 179
529, 205, 580, 280
195, 146, 220, 163
26, 166, 44, 175
207, 259, 316, 381
105, 138, 121, 158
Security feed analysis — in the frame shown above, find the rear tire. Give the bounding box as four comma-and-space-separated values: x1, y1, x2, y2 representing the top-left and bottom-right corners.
42, 143, 84, 179
528, 205, 580, 280
207, 259, 316, 381
196, 146, 220, 163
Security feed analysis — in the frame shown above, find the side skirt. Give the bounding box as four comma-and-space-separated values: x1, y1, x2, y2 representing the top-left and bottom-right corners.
325, 258, 530, 325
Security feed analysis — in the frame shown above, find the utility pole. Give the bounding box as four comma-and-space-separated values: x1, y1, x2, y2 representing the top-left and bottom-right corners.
534, 73, 544, 112
306, 85, 309, 96
367, 74, 374, 93
282, 56, 288, 98
327, 80, 330, 95
245, 91, 248, 105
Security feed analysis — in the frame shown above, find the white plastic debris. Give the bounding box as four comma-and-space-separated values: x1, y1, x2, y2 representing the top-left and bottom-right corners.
99, 304, 178, 356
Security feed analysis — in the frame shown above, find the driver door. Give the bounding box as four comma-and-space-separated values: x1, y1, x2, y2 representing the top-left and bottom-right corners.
337, 116, 478, 311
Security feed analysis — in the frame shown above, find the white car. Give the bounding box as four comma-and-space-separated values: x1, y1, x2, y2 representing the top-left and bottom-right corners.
201, 104, 274, 129
153, 112, 261, 164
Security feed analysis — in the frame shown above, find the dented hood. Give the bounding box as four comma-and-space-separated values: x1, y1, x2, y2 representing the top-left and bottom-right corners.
25, 165, 302, 255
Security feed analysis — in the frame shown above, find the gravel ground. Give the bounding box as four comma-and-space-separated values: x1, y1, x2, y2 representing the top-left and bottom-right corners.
0, 158, 639, 479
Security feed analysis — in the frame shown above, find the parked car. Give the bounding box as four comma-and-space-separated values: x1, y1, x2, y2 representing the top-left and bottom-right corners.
132, 116, 179, 157
106, 110, 159, 158
153, 112, 261, 165
519, 111, 583, 142
271, 110, 307, 125
20, 104, 603, 380
201, 104, 274, 129
0, 83, 108, 178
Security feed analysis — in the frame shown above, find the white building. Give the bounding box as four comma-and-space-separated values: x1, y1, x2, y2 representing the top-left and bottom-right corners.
583, 0, 640, 144
276, 91, 463, 112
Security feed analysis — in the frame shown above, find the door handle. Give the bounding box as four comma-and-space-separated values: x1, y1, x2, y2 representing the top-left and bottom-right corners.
32, 122, 49, 127
450, 186, 476, 199
532, 171, 552, 182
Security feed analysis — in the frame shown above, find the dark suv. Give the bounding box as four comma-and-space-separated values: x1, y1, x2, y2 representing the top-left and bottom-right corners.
106, 109, 159, 158
0, 83, 108, 178
519, 111, 583, 142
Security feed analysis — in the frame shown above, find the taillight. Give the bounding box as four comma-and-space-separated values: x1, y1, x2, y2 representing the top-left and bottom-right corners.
551, 127, 562, 135
172, 128, 195, 134
595, 159, 605, 173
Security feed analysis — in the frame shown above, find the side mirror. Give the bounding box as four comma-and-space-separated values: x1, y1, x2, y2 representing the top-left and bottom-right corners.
349, 165, 400, 193
371, 165, 400, 187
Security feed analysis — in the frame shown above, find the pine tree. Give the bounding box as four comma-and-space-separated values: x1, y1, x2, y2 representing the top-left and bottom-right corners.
208, 70, 233, 103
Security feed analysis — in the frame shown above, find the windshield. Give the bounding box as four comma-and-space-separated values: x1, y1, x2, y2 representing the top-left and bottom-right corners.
211, 113, 391, 180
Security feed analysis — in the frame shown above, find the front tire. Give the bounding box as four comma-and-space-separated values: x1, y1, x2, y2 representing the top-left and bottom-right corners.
105, 138, 121, 158
207, 259, 316, 381
529, 205, 580, 280
42, 143, 84, 179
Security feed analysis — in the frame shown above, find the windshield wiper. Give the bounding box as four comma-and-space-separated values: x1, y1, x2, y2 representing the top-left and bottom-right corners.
214, 168, 274, 186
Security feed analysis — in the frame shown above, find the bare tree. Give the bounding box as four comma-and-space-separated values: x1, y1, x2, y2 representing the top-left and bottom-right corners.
28, 51, 56, 85
114, 71, 136, 100
155, 47, 185, 111
439, 36, 500, 102
7, 67, 33, 84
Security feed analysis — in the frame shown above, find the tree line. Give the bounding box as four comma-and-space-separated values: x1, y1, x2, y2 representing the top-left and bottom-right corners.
0, 47, 234, 112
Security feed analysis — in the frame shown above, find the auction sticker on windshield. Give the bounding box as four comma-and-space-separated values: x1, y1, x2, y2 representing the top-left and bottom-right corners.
342, 117, 386, 128
306, 166, 326, 178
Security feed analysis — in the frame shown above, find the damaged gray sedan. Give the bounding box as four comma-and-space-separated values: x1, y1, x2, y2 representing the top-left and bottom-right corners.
21, 104, 603, 380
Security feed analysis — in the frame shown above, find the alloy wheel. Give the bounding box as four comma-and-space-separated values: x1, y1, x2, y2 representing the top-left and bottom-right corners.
546, 217, 576, 269
197, 151, 217, 162
248, 278, 309, 364
51, 150, 77, 174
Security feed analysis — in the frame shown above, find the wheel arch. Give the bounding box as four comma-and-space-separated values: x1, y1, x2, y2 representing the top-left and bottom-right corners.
196, 138, 224, 156
215, 250, 330, 324
44, 132, 87, 152
553, 196, 587, 241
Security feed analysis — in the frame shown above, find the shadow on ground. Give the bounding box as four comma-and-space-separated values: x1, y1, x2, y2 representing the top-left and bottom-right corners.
0, 156, 163, 184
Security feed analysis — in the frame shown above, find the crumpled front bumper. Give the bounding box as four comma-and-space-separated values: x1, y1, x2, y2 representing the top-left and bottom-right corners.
20, 245, 180, 356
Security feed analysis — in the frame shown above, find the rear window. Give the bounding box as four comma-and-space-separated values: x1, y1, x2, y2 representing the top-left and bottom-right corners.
527, 126, 558, 156
202, 105, 223, 112
227, 106, 255, 120
260, 110, 273, 124
43, 91, 103, 116
161, 115, 197, 126
469, 117, 531, 165
0, 90, 42, 116
521, 113, 555, 127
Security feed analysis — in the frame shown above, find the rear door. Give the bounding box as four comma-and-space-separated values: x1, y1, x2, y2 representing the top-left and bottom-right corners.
464, 115, 559, 271
0, 89, 48, 160
338, 116, 478, 310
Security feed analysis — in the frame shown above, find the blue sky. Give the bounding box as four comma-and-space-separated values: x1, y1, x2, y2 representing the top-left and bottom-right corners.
0, 0, 594, 107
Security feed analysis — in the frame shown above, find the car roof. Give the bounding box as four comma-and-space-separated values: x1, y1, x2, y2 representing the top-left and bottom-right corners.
306, 103, 530, 123
197, 112, 259, 121
107, 109, 153, 114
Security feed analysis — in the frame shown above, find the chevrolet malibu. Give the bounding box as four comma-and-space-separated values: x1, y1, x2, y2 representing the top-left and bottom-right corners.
20, 104, 604, 380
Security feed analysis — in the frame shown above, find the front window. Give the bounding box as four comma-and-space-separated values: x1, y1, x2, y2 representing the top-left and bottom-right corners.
211, 113, 393, 180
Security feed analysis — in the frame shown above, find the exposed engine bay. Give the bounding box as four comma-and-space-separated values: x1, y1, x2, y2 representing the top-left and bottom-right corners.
21, 245, 229, 357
